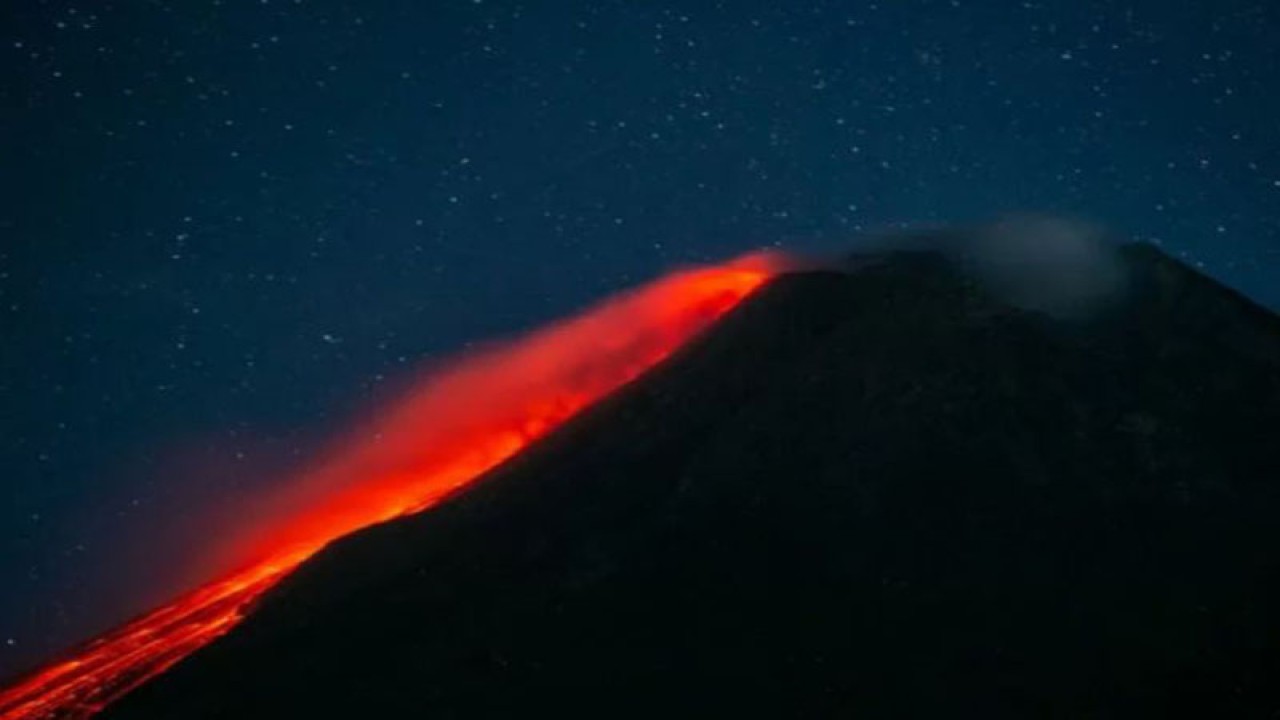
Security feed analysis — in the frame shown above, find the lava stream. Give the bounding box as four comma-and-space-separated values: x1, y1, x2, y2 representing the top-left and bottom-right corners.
0, 254, 782, 720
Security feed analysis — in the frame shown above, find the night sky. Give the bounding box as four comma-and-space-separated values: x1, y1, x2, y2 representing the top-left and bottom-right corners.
2, 0, 1278, 676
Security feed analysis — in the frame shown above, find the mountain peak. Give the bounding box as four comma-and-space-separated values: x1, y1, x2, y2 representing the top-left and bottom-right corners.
105, 234, 1280, 718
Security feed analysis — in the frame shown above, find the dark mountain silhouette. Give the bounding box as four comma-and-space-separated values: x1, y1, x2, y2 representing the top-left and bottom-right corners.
105, 241, 1280, 718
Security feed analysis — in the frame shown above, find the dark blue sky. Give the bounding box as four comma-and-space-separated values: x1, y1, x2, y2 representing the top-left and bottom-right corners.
2, 0, 1277, 675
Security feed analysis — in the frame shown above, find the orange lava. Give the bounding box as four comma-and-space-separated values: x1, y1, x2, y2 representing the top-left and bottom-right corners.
0, 254, 782, 720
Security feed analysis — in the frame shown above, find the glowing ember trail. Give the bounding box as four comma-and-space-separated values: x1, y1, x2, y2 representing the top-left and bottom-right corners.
0, 254, 783, 720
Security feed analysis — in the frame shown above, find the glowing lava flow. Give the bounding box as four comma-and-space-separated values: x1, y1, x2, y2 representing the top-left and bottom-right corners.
0, 254, 782, 720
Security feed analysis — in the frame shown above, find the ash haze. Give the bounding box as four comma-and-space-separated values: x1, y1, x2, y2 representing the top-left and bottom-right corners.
840, 215, 1128, 319
960, 216, 1127, 319
3, 0, 1279, 680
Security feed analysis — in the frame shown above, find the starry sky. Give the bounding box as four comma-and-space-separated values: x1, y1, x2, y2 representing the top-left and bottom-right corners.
2, 0, 1277, 676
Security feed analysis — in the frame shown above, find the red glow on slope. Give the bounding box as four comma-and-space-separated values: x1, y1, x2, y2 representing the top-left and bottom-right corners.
0, 254, 783, 720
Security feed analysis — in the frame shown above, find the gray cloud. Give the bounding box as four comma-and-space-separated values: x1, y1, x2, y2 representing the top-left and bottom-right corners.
958, 215, 1128, 319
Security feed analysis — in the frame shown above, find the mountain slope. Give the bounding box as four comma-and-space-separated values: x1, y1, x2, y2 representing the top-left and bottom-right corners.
106, 245, 1280, 718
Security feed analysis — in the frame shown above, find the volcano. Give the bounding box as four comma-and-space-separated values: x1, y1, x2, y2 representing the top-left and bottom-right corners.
18, 234, 1280, 717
